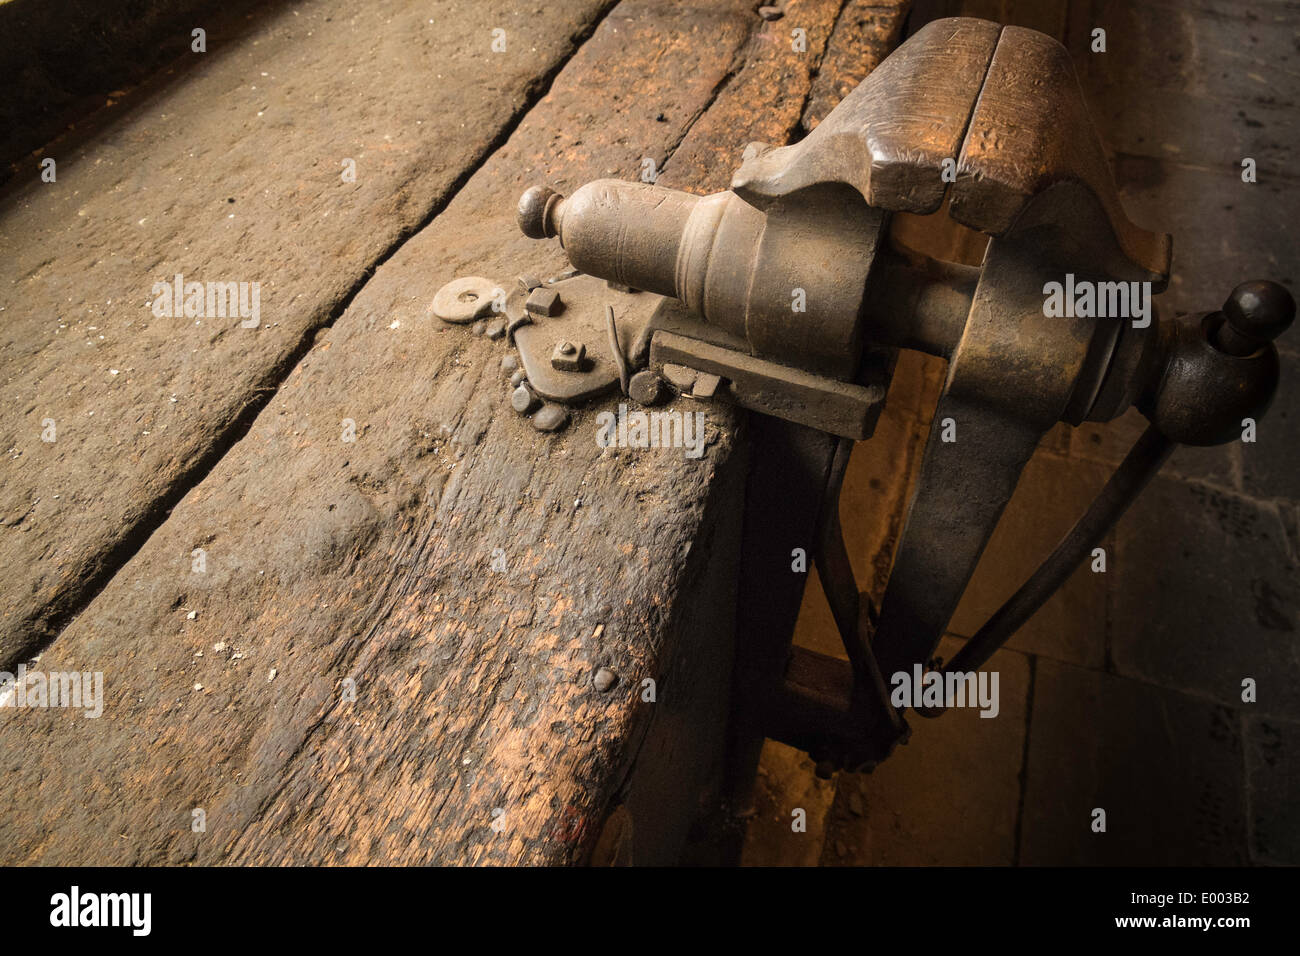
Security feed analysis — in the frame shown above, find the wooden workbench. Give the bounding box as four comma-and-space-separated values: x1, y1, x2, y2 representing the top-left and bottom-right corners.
0, 0, 909, 865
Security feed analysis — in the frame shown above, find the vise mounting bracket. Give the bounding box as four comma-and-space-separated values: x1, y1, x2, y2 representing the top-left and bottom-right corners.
431, 18, 1294, 773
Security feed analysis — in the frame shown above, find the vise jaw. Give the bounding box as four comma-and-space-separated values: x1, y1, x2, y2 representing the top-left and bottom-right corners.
437, 17, 1294, 771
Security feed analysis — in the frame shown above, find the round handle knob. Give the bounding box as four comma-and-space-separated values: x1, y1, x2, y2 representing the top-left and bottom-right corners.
1215, 280, 1295, 355
517, 185, 563, 240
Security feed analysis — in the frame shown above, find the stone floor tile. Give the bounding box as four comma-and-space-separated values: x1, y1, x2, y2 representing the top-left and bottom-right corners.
1110, 474, 1300, 717
1021, 658, 1248, 865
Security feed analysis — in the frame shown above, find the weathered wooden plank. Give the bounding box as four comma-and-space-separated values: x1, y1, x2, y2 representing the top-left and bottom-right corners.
802, 0, 910, 130
666, 0, 850, 187
0, 0, 260, 182
0, 0, 870, 866
0, 0, 615, 668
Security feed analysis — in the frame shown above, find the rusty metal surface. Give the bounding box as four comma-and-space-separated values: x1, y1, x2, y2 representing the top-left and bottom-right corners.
951, 25, 1170, 283
730, 17, 1000, 215
873, 229, 1114, 677
435, 16, 1293, 772
520, 177, 886, 380
648, 331, 888, 440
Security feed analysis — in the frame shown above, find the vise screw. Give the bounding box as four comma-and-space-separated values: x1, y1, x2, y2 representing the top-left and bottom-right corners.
439, 18, 1294, 771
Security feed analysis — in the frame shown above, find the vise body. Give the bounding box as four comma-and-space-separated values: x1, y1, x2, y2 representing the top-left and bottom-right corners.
433, 18, 1293, 770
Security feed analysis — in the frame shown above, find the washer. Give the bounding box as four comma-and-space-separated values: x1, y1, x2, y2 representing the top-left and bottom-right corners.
432, 276, 500, 324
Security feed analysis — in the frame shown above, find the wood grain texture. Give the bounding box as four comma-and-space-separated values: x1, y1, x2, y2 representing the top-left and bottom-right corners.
0, 0, 615, 668
0, 0, 909, 865
802, 0, 911, 130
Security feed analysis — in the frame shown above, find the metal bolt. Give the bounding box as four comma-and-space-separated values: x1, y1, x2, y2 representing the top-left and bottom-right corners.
510, 383, 540, 415
551, 340, 586, 372
629, 369, 666, 406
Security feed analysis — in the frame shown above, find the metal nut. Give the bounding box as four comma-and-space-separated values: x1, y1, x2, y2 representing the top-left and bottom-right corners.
526, 287, 563, 318
628, 370, 666, 406
551, 340, 586, 372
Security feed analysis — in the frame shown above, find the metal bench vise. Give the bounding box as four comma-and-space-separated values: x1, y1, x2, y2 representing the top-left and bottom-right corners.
433, 18, 1293, 773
